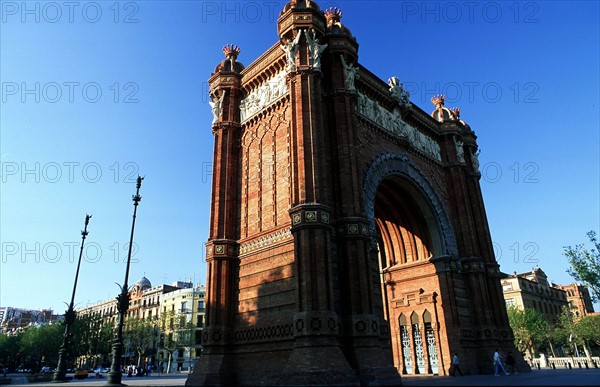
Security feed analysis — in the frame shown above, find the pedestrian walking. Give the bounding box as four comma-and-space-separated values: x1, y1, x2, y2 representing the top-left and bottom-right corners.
494, 349, 510, 376
451, 353, 463, 376
505, 352, 518, 374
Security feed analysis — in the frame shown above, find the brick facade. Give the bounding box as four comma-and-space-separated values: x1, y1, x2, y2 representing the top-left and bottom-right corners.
187, 1, 526, 385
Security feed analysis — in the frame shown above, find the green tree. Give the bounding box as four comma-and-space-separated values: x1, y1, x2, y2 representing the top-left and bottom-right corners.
563, 230, 600, 302
554, 307, 586, 356
158, 311, 194, 373
0, 332, 21, 370
506, 305, 550, 357
94, 321, 116, 367
71, 313, 115, 369
124, 317, 158, 367
574, 315, 600, 347
18, 323, 63, 370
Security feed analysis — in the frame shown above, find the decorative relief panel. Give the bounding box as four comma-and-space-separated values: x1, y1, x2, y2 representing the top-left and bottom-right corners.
357, 92, 441, 162
239, 228, 293, 255
234, 323, 294, 343
240, 71, 288, 122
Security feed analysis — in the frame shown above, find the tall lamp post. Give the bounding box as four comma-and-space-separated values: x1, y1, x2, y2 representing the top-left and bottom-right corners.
106, 176, 144, 386
53, 214, 92, 382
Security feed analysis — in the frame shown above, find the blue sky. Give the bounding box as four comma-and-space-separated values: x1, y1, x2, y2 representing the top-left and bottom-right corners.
1, 1, 599, 313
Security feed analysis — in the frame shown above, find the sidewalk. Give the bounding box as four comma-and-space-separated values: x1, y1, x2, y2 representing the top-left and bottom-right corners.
6, 368, 600, 386
6, 373, 189, 387
401, 368, 600, 386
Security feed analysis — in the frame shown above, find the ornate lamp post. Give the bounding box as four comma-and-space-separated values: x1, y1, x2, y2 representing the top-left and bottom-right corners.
106, 176, 144, 386
53, 214, 92, 382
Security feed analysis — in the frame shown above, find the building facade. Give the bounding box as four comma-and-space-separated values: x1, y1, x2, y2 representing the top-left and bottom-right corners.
500, 268, 595, 323
0, 307, 62, 334
500, 268, 569, 324
555, 283, 595, 319
187, 1, 525, 385
77, 277, 206, 372
159, 284, 206, 373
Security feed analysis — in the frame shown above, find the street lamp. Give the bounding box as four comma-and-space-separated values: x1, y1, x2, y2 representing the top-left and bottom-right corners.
106, 176, 144, 386
52, 214, 92, 383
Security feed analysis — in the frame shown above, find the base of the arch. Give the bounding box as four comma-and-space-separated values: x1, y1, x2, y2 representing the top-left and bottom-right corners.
186, 344, 403, 386
185, 353, 236, 387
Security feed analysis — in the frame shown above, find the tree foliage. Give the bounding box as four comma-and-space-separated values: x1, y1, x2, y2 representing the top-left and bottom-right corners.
71, 313, 114, 368
506, 305, 550, 356
123, 316, 159, 367
0, 332, 21, 369
574, 315, 600, 347
564, 230, 600, 302
158, 310, 194, 373
17, 323, 63, 369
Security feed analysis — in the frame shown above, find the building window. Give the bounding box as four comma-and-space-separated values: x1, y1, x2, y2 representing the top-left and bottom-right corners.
502, 284, 513, 291
505, 298, 516, 307
198, 301, 205, 312
181, 301, 187, 313
197, 315, 204, 327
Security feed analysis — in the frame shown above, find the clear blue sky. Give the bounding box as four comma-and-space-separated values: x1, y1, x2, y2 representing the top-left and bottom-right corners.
1, 1, 599, 313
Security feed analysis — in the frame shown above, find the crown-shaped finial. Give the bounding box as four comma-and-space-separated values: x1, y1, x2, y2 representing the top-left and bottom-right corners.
431, 94, 446, 107
222, 44, 240, 59
450, 107, 461, 118
324, 7, 342, 22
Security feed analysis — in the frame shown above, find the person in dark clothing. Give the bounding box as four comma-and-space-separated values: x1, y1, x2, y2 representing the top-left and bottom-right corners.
505, 352, 518, 374
451, 353, 463, 376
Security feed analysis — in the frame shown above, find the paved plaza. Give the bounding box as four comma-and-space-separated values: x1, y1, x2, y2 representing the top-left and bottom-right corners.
4, 368, 599, 386
4, 373, 188, 386
401, 368, 600, 386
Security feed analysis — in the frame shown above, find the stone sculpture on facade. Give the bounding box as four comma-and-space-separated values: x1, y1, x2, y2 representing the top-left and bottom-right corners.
304, 29, 328, 70
454, 136, 465, 163
209, 91, 225, 125
340, 54, 358, 91
280, 30, 302, 72
356, 91, 441, 161
471, 148, 481, 172
388, 76, 411, 107
240, 72, 288, 122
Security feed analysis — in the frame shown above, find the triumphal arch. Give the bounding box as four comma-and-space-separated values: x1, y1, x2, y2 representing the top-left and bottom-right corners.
187, 1, 523, 385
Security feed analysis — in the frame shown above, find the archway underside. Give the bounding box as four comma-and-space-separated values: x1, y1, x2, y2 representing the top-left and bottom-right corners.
374, 176, 446, 375
375, 177, 433, 266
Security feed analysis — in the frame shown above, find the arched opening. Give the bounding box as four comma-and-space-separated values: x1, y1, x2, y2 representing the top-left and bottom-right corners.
363, 153, 459, 375
371, 175, 446, 375
374, 176, 439, 268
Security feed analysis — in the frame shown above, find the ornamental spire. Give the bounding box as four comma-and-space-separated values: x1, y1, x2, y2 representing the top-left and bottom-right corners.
222, 44, 240, 61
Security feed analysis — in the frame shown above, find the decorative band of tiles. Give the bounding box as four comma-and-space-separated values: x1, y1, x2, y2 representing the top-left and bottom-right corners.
291, 208, 332, 228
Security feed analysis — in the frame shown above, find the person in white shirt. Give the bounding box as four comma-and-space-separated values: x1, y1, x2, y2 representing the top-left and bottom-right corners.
494, 349, 510, 376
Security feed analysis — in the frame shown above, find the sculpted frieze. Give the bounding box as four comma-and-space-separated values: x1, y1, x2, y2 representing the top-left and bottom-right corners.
240, 71, 288, 122
357, 91, 441, 162
239, 228, 293, 255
